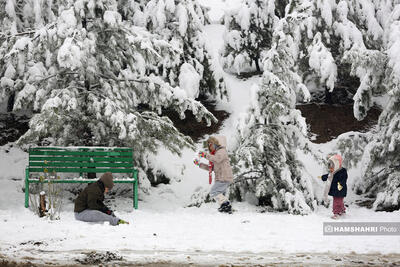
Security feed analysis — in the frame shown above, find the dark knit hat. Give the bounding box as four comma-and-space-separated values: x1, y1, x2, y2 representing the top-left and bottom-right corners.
100, 172, 114, 190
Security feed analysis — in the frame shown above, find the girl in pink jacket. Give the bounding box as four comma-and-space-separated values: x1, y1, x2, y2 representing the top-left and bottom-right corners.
195, 136, 234, 213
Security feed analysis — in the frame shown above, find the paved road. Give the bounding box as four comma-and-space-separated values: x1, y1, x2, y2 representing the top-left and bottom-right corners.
2, 249, 400, 266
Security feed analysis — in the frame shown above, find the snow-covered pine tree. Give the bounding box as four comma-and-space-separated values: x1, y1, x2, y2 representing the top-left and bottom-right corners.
227, 0, 399, 211
0, 0, 57, 111
220, 0, 288, 75
119, 0, 227, 99
0, 0, 216, 169
230, 14, 315, 214
221, 0, 385, 97
339, 1, 400, 211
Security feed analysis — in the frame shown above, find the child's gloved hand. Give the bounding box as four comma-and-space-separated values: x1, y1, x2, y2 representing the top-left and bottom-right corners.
118, 219, 129, 225
198, 152, 206, 158
338, 182, 343, 191
193, 158, 200, 166
318, 176, 322, 179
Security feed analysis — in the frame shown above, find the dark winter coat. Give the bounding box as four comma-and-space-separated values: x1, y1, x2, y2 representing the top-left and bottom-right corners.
322, 168, 348, 197
74, 180, 110, 213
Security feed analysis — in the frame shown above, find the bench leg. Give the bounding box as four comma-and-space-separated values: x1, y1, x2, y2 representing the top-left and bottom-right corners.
134, 171, 138, 209
25, 169, 29, 208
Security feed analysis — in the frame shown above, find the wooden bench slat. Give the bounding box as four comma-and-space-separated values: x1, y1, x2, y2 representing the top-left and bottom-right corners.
28, 167, 135, 173
29, 162, 133, 168
25, 146, 138, 210
29, 156, 133, 162
30, 147, 132, 151
28, 179, 136, 183
29, 150, 133, 157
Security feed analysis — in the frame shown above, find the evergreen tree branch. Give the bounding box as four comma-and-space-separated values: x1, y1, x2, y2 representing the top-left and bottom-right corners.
99, 74, 147, 83
231, 170, 264, 184
33, 72, 79, 84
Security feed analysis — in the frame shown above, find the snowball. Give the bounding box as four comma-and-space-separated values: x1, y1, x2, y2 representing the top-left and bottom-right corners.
178, 63, 200, 99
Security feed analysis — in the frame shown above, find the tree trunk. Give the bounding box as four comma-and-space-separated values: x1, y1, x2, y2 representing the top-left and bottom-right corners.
254, 57, 261, 73
7, 92, 15, 112
325, 87, 333, 104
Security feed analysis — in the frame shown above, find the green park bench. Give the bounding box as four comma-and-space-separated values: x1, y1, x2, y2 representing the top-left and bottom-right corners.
25, 147, 138, 209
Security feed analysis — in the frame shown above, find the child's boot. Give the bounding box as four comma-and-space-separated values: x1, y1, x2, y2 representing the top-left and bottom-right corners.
330, 214, 340, 219
218, 201, 232, 213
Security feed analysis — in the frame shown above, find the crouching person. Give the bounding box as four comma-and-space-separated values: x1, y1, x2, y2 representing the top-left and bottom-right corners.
74, 172, 129, 225
196, 136, 234, 213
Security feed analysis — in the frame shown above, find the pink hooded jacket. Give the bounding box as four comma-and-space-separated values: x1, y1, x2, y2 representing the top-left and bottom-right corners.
200, 136, 234, 183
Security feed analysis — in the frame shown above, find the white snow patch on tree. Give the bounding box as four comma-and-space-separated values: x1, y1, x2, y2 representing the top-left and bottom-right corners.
57, 38, 82, 70
178, 63, 200, 99
0, 77, 14, 88
177, 4, 188, 36
156, 0, 167, 29
104, 10, 122, 27
320, 0, 333, 27
13, 37, 31, 50
4, 64, 16, 79
308, 33, 337, 91
238, 5, 251, 31
60, 8, 76, 27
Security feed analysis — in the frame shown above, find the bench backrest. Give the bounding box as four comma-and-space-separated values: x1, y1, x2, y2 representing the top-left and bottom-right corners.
28, 147, 135, 177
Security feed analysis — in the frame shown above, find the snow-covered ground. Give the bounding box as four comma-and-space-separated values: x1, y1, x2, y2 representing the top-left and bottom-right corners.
1, 2, 400, 266
1, 141, 400, 266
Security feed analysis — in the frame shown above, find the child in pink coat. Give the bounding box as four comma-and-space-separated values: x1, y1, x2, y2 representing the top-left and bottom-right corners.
319, 154, 348, 219
194, 136, 234, 213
